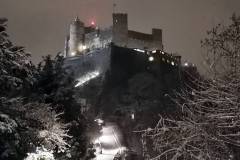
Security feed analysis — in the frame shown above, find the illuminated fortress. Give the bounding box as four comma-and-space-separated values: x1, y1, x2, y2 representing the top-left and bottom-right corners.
64, 13, 184, 88
64, 13, 164, 57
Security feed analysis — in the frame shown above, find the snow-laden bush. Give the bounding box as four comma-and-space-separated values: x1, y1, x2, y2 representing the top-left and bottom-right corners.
0, 98, 71, 158
18, 103, 71, 153
37, 112, 72, 153
24, 147, 55, 160
0, 113, 20, 160
0, 113, 17, 134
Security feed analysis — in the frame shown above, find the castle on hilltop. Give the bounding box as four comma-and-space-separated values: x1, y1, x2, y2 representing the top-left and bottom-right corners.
64, 13, 164, 57
64, 13, 184, 90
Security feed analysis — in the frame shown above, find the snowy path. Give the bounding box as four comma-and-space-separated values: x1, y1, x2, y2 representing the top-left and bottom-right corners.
95, 123, 124, 160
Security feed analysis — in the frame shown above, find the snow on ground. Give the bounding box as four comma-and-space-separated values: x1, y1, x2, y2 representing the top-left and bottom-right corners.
95, 123, 125, 160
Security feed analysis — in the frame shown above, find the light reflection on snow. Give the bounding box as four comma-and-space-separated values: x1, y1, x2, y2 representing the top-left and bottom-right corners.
102, 148, 119, 155
93, 124, 127, 160
99, 135, 115, 144
75, 71, 100, 87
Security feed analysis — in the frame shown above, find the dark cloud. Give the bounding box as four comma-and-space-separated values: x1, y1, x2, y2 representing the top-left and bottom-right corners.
0, 0, 239, 71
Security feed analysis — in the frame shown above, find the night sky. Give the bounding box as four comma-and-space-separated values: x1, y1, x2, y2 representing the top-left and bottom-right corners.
0, 0, 240, 71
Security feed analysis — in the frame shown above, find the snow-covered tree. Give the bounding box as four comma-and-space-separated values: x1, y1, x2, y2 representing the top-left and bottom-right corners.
140, 77, 239, 159
141, 14, 240, 160
0, 17, 94, 160
0, 18, 35, 97
0, 113, 20, 160
202, 13, 240, 76
0, 98, 71, 159
24, 147, 55, 160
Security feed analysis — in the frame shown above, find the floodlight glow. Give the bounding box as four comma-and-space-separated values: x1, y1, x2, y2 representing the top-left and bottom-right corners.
71, 52, 76, 56
94, 119, 104, 125
148, 56, 154, 62
75, 71, 100, 87
134, 48, 145, 53
78, 44, 87, 52
102, 148, 119, 155
94, 139, 100, 144
99, 135, 114, 144
131, 113, 135, 120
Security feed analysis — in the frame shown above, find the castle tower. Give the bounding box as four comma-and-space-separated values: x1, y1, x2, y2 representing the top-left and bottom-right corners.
112, 13, 128, 47
152, 28, 163, 50
69, 17, 85, 56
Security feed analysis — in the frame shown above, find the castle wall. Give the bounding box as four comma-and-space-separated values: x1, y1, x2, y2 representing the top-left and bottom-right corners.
85, 28, 112, 50
112, 13, 163, 50
85, 32, 101, 50
127, 37, 162, 50
109, 44, 181, 88
69, 18, 85, 56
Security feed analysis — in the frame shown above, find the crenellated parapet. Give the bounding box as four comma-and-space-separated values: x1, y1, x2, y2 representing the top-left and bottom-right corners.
112, 13, 163, 51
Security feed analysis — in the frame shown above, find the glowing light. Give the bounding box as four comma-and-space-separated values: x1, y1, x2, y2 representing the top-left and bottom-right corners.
91, 21, 95, 26
134, 48, 145, 53
78, 44, 87, 52
99, 135, 114, 144
94, 119, 104, 125
152, 50, 157, 53
171, 61, 175, 66
94, 139, 100, 144
101, 148, 119, 155
131, 113, 135, 120
184, 62, 189, 66
148, 56, 154, 62
71, 52, 76, 56
75, 71, 100, 87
